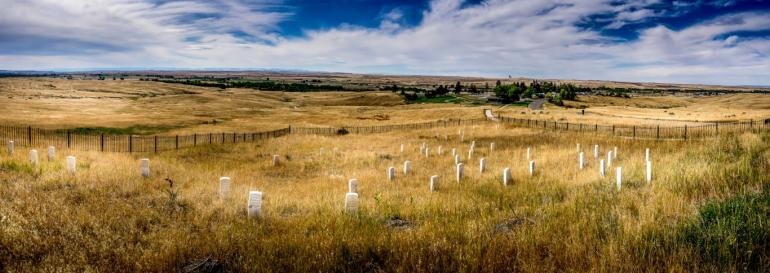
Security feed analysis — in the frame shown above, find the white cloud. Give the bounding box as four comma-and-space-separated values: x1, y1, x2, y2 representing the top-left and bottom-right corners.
0, 0, 769, 85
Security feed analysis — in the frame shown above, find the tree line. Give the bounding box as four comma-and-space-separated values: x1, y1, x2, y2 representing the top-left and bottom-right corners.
147, 79, 346, 92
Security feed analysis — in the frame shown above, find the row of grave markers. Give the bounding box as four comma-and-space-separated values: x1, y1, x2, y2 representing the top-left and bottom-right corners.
6, 137, 654, 217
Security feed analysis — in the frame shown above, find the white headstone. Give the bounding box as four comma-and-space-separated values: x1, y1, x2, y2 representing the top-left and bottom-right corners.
646, 160, 652, 183
616, 167, 622, 191
400, 144, 404, 153
430, 175, 438, 192
438, 146, 443, 155
219, 177, 231, 199
607, 151, 613, 167
594, 144, 599, 158
6, 141, 13, 155
420, 146, 426, 156
460, 133, 464, 142
529, 160, 535, 176
273, 155, 280, 166
424, 147, 430, 157
490, 142, 495, 151
600, 159, 606, 177
66, 156, 76, 174
455, 155, 461, 165
451, 148, 457, 156
47, 146, 55, 161
479, 158, 486, 173
456, 163, 464, 183
403, 161, 411, 175
503, 168, 511, 186
348, 179, 358, 193
471, 141, 476, 149
29, 150, 38, 166
140, 158, 150, 178
387, 167, 395, 181
645, 148, 650, 162
576, 143, 580, 152
579, 152, 584, 170
613, 147, 618, 159
467, 148, 473, 160
527, 147, 532, 161
247, 191, 263, 218
345, 192, 359, 213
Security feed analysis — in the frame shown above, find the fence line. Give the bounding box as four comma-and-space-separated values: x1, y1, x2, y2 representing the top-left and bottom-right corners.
0, 125, 291, 153
496, 115, 770, 140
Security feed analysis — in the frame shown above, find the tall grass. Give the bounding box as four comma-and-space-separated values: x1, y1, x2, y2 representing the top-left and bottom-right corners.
1, 125, 768, 272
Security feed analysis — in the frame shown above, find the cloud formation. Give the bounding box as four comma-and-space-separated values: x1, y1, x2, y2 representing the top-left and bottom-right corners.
0, 0, 769, 85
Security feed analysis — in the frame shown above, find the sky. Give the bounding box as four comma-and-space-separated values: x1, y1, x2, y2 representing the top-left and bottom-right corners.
1, 0, 770, 85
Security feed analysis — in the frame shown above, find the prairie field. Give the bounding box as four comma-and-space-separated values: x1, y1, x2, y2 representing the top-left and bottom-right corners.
1, 78, 769, 272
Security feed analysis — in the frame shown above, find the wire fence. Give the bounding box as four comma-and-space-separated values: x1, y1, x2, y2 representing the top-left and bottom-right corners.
0, 125, 291, 153
497, 115, 770, 140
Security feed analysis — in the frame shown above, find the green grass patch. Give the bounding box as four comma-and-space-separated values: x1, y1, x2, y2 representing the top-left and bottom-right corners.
407, 95, 462, 104
679, 191, 770, 271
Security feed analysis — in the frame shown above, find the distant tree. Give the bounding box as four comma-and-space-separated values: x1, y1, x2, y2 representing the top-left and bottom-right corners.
495, 80, 501, 87
454, 81, 462, 94
391, 84, 399, 93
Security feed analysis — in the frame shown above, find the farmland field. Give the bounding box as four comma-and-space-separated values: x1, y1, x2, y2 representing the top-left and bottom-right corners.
1, 77, 769, 272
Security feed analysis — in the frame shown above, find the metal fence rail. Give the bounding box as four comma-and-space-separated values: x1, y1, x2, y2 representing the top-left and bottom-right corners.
497, 116, 770, 140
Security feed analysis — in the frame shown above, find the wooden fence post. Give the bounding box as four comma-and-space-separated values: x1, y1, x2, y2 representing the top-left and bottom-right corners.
175, 135, 179, 150
154, 136, 158, 153
100, 134, 104, 152
633, 126, 636, 139
684, 125, 688, 140
27, 126, 32, 146
67, 130, 71, 149
209, 133, 212, 144
656, 125, 660, 140
194, 134, 197, 146
129, 135, 133, 153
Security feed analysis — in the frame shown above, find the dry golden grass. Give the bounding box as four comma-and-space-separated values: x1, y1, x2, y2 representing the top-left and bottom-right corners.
1, 122, 768, 272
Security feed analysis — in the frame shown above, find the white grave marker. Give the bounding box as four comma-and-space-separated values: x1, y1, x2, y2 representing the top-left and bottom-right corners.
424, 147, 430, 157
607, 151, 613, 167
479, 158, 486, 173
345, 193, 359, 214
348, 179, 358, 193
437, 146, 443, 155
451, 148, 457, 156
273, 155, 280, 166
616, 167, 622, 191
594, 145, 599, 159
140, 158, 150, 178
219, 177, 230, 199
456, 163, 464, 183
455, 155, 461, 165
47, 146, 55, 161
467, 148, 473, 160
576, 143, 581, 152
66, 156, 76, 174
247, 191, 263, 218
490, 142, 496, 152
430, 175, 438, 192
6, 141, 13, 155
29, 150, 38, 166
403, 161, 411, 175
579, 152, 584, 170
527, 147, 532, 160
400, 144, 404, 153
387, 167, 395, 181
503, 168, 511, 186
646, 160, 652, 183
613, 147, 618, 159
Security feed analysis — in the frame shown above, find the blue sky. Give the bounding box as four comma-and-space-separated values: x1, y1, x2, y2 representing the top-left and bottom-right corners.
1, 0, 770, 85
